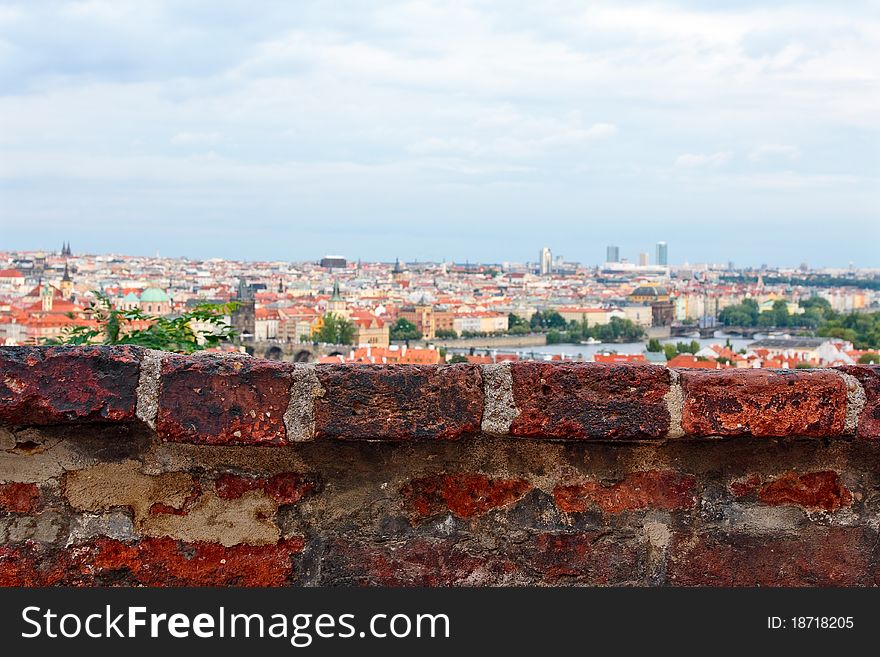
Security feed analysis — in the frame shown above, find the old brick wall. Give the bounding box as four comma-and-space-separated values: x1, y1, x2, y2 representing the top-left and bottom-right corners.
1, 346, 879, 586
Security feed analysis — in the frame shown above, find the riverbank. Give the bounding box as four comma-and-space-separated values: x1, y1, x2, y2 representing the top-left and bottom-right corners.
412, 333, 548, 349
440, 334, 756, 361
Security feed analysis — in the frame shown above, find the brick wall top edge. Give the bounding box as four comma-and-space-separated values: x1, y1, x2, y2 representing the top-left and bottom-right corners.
1, 347, 877, 441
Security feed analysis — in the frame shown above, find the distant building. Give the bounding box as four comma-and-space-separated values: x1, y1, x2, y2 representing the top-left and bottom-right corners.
656, 241, 668, 266
399, 303, 436, 339
556, 306, 624, 326
539, 247, 552, 276
350, 311, 390, 347
0, 268, 25, 290
326, 280, 347, 316
639, 252, 649, 267
140, 288, 171, 315
606, 245, 620, 263
392, 258, 407, 283
628, 285, 670, 304
231, 278, 256, 339
320, 255, 347, 269
60, 262, 73, 300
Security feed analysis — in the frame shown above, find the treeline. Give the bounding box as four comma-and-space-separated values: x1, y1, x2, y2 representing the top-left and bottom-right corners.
718, 298, 824, 329
719, 297, 880, 349
546, 316, 645, 344
719, 275, 880, 291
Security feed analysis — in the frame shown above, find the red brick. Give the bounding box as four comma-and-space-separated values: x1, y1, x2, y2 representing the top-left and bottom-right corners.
524, 532, 646, 584
214, 472, 317, 505
0, 482, 40, 513
728, 474, 761, 497
509, 363, 670, 439
758, 471, 852, 512
0, 537, 304, 587
679, 369, 847, 437
667, 528, 872, 586
0, 346, 141, 425
325, 538, 518, 586
401, 473, 532, 520
838, 365, 880, 439
553, 470, 696, 514
157, 354, 293, 445
314, 364, 483, 440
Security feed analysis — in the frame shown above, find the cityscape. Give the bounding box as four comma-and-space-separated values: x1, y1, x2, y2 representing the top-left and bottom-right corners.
2, 242, 877, 368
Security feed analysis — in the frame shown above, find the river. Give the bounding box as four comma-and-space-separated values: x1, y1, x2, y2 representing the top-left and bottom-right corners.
445, 332, 758, 361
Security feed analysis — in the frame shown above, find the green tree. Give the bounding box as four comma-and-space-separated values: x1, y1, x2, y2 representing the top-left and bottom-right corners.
507, 313, 530, 335
315, 312, 356, 345
435, 328, 458, 339
46, 292, 238, 353
448, 354, 469, 363
390, 318, 422, 341
858, 353, 879, 364
530, 310, 567, 330
663, 343, 678, 360
647, 338, 663, 353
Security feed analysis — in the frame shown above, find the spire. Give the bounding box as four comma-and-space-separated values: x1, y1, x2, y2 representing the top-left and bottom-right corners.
62, 261, 71, 282
331, 279, 342, 301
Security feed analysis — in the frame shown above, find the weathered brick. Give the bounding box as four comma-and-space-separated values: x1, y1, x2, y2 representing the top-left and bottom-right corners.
679, 369, 847, 437
509, 363, 671, 439
323, 538, 518, 586
728, 474, 761, 498
400, 473, 532, 520
553, 470, 696, 514
522, 532, 647, 585
758, 471, 852, 512
0, 537, 303, 586
0, 346, 141, 425
214, 472, 317, 505
838, 365, 880, 439
314, 364, 483, 440
0, 482, 41, 513
157, 354, 293, 445
667, 527, 872, 586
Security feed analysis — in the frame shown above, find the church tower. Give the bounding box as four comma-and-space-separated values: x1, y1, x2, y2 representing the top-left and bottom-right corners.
41, 283, 54, 312
327, 280, 347, 316
60, 261, 73, 300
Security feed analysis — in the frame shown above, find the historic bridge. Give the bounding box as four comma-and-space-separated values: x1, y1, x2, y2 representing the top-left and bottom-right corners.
669, 325, 816, 339
240, 340, 345, 363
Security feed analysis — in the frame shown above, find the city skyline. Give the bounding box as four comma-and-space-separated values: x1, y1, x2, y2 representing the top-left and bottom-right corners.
1, 1, 878, 266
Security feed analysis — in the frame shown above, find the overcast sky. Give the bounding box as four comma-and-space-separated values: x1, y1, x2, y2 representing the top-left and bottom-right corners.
1, 1, 877, 267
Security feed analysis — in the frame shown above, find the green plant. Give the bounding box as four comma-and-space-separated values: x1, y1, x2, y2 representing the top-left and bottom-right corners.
46, 292, 238, 353
315, 312, 356, 345
390, 318, 422, 341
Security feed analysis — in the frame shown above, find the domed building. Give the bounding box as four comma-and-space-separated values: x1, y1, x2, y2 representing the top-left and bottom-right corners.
628, 285, 670, 303
139, 287, 171, 315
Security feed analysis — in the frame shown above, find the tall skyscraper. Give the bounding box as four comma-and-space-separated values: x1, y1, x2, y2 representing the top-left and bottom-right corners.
606, 245, 619, 263
656, 241, 668, 266
639, 252, 649, 267
539, 247, 552, 276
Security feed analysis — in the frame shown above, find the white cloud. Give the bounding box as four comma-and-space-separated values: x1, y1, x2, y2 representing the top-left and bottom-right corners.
0, 0, 877, 264
171, 132, 222, 145
674, 152, 732, 169
749, 144, 801, 161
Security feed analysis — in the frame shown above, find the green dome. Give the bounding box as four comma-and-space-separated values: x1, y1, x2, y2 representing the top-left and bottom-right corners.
140, 287, 169, 303
122, 292, 140, 303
